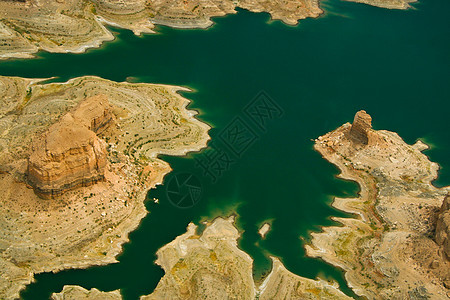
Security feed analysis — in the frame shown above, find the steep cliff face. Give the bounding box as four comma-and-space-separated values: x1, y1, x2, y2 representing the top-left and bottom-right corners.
349, 110, 372, 144
27, 95, 115, 199
436, 196, 450, 259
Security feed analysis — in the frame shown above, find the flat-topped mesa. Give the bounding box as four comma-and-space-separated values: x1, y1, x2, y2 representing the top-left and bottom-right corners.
349, 110, 372, 145
71, 94, 116, 135
436, 195, 450, 260
27, 95, 115, 199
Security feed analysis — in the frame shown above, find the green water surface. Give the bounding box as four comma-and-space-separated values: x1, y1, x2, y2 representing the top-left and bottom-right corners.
0, 0, 449, 299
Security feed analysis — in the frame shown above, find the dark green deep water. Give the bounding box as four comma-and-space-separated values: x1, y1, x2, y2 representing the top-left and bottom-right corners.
0, 0, 449, 298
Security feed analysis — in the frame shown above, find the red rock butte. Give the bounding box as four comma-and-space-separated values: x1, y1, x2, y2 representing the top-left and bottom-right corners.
27, 95, 115, 199
349, 110, 372, 145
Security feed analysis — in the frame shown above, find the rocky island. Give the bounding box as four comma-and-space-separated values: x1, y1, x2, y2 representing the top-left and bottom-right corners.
0, 0, 415, 60
258, 222, 271, 239
0, 75, 209, 299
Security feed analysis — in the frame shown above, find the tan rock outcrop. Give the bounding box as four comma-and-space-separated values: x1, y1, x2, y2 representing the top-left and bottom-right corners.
349, 110, 372, 145
71, 94, 116, 135
27, 95, 115, 199
436, 195, 450, 260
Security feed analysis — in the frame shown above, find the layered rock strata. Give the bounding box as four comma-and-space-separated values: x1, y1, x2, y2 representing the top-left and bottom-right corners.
308, 111, 450, 299
27, 95, 114, 199
349, 110, 372, 145
436, 195, 450, 260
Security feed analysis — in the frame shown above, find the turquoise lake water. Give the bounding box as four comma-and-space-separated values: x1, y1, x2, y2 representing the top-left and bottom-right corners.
0, 0, 449, 298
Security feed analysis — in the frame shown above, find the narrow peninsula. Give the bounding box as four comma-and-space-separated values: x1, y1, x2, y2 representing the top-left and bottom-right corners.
307, 111, 450, 299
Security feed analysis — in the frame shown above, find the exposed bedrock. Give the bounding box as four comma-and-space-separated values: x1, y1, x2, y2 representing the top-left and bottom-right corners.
349, 109, 372, 145
436, 195, 450, 260
27, 94, 115, 199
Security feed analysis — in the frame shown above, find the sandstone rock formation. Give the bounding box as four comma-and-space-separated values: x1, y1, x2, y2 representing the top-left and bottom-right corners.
71, 94, 116, 135
27, 95, 114, 199
349, 110, 372, 145
436, 195, 450, 260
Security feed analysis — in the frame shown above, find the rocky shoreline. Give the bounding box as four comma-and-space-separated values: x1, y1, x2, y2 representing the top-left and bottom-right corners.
53, 217, 351, 299
0, 0, 415, 60
307, 111, 450, 299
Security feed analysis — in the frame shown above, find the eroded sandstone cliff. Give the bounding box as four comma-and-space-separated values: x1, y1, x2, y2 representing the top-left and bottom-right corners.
349, 110, 372, 145
27, 95, 114, 199
436, 195, 450, 260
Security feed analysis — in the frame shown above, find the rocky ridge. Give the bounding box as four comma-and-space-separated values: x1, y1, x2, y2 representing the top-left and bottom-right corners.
349, 110, 372, 145
52, 285, 121, 300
